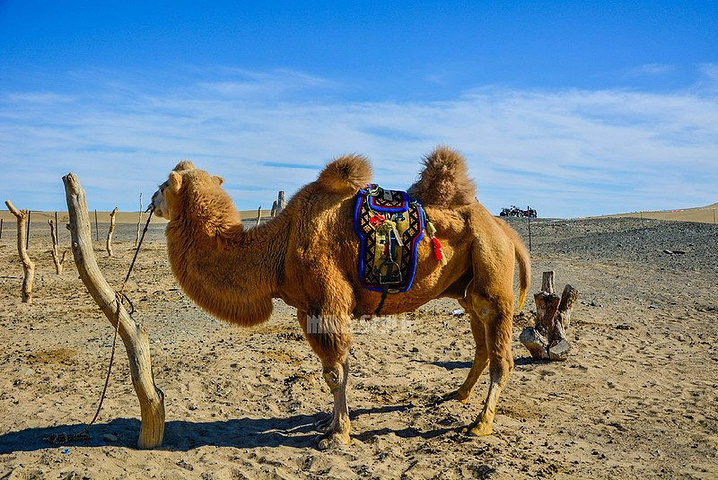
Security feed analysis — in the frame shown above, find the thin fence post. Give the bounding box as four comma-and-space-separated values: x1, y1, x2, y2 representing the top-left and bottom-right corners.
528, 215, 532, 252
55, 211, 59, 245
26, 210, 31, 251
0, 218, 3, 240
135, 193, 143, 247
94, 209, 99, 241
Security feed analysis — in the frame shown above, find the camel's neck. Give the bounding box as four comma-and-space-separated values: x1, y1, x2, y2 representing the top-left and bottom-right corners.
166, 207, 289, 327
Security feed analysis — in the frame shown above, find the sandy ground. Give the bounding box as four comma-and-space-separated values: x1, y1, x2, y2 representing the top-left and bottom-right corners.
0, 215, 716, 479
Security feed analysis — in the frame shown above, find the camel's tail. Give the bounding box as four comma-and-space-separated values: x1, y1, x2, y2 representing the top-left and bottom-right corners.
407, 146, 477, 207
317, 154, 373, 195
494, 217, 531, 312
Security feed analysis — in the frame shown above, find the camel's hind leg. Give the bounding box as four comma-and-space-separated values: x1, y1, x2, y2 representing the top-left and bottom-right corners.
298, 309, 352, 449
463, 292, 515, 436
443, 297, 490, 403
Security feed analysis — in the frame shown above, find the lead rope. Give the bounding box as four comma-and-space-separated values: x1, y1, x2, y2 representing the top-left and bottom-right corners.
45, 209, 154, 445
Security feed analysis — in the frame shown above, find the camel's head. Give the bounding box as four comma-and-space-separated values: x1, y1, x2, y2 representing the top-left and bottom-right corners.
151, 161, 225, 219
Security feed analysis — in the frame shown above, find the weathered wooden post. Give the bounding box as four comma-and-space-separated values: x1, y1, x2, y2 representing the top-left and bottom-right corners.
276, 191, 286, 215
106, 207, 118, 256
48, 219, 67, 275
63, 173, 165, 448
271, 200, 278, 218
255, 206, 262, 227
4, 201, 35, 303
520, 271, 578, 361
0, 218, 3, 239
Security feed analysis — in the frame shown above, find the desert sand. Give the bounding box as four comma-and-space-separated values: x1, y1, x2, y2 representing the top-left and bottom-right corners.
0, 212, 716, 479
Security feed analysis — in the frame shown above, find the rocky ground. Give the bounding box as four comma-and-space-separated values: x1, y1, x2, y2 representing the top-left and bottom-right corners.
0, 216, 716, 479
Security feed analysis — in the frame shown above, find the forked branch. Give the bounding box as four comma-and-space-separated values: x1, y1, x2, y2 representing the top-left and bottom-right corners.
63, 173, 165, 449
48, 219, 68, 275
4, 200, 35, 303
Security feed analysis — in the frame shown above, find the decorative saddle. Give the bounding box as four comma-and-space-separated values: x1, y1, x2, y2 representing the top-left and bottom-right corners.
353, 184, 425, 293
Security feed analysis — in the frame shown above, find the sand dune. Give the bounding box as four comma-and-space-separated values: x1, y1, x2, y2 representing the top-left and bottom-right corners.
602, 202, 717, 224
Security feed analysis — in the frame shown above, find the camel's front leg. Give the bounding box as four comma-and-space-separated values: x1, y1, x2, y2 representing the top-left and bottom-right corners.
318, 357, 351, 449
298, 310, 352, 449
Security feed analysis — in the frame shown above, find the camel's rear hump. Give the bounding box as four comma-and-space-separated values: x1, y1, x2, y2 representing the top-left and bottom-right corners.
407, 146, 476, 207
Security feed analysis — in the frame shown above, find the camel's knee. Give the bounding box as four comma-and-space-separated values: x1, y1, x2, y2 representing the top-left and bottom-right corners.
322, 364, 345, 392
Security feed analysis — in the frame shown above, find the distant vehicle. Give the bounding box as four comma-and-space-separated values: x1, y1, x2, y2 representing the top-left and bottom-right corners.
499, 205, 537, 218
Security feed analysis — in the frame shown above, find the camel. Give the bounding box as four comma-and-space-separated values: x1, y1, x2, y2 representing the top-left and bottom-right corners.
151, 146, 530, 449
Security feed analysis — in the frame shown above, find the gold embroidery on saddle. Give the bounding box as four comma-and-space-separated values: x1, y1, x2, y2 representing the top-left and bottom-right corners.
354, 184, 425, 293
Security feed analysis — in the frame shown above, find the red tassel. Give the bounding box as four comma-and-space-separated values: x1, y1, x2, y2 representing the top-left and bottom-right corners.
369, 214, 384, 227
431, 237, 443, 261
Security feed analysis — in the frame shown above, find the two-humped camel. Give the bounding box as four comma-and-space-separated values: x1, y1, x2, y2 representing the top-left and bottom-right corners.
151, 146, 530, 449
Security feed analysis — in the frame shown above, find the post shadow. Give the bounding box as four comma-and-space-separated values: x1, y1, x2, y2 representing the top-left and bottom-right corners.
0, 402, 452, 454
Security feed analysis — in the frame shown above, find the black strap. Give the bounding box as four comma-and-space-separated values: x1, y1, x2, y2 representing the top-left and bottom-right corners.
374, 286, 389, 317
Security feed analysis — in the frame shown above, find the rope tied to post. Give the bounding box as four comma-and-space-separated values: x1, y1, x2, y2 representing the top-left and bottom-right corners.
45, 209, 154, 445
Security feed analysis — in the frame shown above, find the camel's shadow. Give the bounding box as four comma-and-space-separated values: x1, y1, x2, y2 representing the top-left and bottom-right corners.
0, 404, 451, 454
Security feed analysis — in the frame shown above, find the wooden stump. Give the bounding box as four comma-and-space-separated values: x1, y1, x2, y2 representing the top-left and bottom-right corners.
63, 174, 165, 449
106, 207, 118, 256
4, 200, 35, 303
48, 219, 68, 275
520, 271, 578, 361
276, 191, 286, 215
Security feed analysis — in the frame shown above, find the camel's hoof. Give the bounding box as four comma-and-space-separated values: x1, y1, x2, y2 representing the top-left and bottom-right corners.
316, 432, 351, 450
462, 422, 493, 437
442, 388, 471, 404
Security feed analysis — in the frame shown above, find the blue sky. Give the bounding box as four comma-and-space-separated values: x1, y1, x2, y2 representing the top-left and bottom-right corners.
1, 1, 717, 217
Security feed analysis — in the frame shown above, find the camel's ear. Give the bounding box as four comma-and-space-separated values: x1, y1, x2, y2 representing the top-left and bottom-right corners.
173, 160, 195, 172
169, 171, 183, 192
213, 175, 224, 186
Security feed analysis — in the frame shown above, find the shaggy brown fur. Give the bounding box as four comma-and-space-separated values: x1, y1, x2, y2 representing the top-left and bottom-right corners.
407, 145, 477, 207
152, 147, 530, 449
317, 154, 372, 194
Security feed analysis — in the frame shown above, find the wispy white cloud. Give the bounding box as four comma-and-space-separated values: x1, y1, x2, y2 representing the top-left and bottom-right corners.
1, 69, 716, 217
197, 68, 334, 98
626, 63, 676, 77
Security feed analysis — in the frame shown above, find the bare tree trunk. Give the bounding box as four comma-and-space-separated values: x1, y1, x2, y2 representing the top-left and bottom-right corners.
106, 207, 118, 256
63, 173, 165, 449
271, 200, 278, 218
48, 219, 67, 275
256, 205, 262, 227
4, 201, 35, 303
